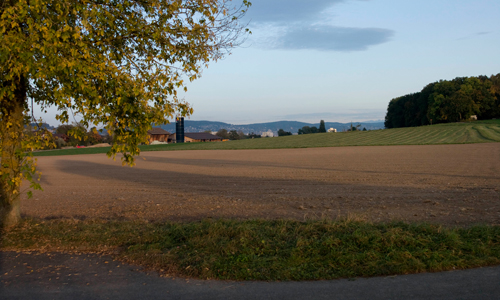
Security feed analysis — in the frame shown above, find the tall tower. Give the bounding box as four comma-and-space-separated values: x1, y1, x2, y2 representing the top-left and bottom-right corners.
176, 117, 184, 143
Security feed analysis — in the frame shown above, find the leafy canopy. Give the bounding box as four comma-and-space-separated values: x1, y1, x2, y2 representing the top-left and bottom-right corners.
385, 74, 500, 128
1, 0, 250, 164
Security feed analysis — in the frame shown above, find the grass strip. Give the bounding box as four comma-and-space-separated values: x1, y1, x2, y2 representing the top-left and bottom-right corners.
2, 219, 500, 281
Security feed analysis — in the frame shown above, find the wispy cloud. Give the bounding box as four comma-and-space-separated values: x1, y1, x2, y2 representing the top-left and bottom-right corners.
279, 109, 386, 123
245, 0, 392, 52
245, 0, 345, 23
274, 25, 394, 52
456, 31, 492, 40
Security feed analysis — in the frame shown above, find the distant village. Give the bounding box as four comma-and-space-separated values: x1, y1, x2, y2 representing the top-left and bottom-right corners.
31, 118, 383, 149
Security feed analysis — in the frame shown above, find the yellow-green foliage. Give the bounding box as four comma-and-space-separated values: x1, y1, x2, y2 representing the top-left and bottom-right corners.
0, 0, 250, 221
0, 119, 52, 198
1, 0, 250, 164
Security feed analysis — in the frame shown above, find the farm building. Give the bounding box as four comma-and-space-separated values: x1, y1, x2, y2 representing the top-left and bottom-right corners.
169, 132, 226, 143
147, 127, 171, 144
261, 130, 274, 137
327, 128, 337, 133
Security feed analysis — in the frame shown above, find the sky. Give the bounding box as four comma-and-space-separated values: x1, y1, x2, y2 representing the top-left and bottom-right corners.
36, 0, 500, 125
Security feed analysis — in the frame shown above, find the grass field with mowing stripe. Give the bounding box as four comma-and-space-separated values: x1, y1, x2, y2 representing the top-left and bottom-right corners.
2, 219, 500, 281
33, 120, 500, 157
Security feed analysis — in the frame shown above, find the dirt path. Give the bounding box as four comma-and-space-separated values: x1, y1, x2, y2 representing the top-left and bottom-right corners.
23, 143, 500, 226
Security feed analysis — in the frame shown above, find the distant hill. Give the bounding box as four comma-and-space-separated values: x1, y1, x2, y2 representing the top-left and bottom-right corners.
46, 120, 384, 136
157, 120, 385, 135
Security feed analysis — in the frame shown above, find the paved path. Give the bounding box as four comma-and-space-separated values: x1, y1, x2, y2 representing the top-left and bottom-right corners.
1, 251, 499, 300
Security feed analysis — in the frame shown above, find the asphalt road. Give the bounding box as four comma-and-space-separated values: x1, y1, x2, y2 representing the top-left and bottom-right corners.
1, 251, 499, 300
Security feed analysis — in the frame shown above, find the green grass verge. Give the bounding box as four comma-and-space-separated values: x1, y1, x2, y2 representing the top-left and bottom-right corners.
2, 219, 499, 280
33, 119, 500, 157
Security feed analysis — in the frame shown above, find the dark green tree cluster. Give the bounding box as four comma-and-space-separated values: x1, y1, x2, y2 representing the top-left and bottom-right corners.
298, 120, 327, 134
247, 132, 261, 139
298, 126, 318, 135
385, 74, 500, 128
216, 129, 256, 140
278, 129, 292, 136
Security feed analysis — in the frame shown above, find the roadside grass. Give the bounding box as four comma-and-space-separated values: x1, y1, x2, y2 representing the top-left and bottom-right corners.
33, 119, 500, 157
2, 218, 500, 281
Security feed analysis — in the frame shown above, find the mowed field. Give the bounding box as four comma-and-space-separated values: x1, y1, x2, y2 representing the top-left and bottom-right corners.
24, 143, 500, 226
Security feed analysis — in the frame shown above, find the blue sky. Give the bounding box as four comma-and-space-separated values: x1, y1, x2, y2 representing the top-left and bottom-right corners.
39, 0, 500, 125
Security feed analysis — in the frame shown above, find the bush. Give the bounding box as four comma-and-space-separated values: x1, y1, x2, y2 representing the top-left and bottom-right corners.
278, 129, 292, 136
55, 137, 67, 149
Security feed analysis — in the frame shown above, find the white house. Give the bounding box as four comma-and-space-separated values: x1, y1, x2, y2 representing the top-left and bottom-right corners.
327, 128, 337, 133
261, 130, 274, 137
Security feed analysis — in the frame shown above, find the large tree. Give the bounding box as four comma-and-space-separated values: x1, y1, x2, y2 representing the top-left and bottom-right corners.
228, 129, 240, 140
0, 0, 250, 227
216, 128, 229, 139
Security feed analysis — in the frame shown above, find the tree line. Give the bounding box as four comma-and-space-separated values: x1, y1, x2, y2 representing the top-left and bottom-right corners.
384, 74, 500, 128
215, 129, 262, 140
297, 120, 327, 134
52, 124, 110, 148
27, 123, 111, 150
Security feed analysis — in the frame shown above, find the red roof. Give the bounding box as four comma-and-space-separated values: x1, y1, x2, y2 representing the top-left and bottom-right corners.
147, 128, 171, 135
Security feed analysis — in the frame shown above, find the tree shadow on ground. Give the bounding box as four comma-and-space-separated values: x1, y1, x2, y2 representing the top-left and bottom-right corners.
149, 156, 496, 181
25, 158, 498, 226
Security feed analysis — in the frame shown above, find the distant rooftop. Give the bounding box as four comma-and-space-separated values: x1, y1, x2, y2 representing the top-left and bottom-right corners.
147, 127, 170, 135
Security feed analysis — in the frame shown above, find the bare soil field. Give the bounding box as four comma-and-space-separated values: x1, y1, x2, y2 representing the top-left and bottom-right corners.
22, 143, 500, 226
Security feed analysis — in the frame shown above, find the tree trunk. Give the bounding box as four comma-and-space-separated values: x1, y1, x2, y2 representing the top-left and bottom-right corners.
0, 76, 27, 228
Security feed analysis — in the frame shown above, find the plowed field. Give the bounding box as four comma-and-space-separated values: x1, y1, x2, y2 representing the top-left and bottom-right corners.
23, 143, 500, 226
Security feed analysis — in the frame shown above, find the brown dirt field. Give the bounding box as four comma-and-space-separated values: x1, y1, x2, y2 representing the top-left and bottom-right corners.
22, 143, 500, 226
